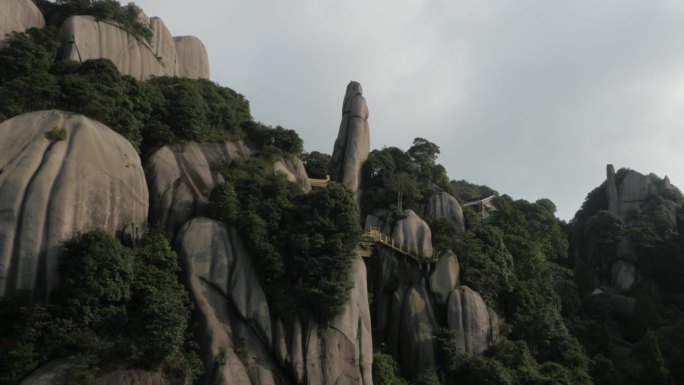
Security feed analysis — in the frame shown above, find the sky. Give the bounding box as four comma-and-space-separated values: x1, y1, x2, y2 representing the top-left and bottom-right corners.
133, 0, 684, 220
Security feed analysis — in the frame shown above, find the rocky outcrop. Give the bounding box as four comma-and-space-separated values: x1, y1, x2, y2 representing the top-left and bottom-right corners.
61, 16, 170, 81
425, 192, 465, 232
60, 16, 211, 81
149, 17, 179, 76
367, 247, 438, 377
606, 164, 619, 214
174, 36, 210, 79
273, 157, 311, 192
0, 110, 148, 300
0, 0, 45, 41
447, 286, 499, 354
605, 165, 677, 222
144, 141, 252, 235
429, 251, 460, 305
330, 81, 370, 193
175, 217, 372, 385
19, 360, 71, 385
392, 210, 433, 259
611, 260, 636, 292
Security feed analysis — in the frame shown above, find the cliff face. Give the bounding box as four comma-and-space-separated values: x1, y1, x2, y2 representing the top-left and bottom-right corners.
0, 0, 45, 42
61, 15, 210, 81
176, 217, 372, 385
366, 212, 499, 377
0, 110, 148, 300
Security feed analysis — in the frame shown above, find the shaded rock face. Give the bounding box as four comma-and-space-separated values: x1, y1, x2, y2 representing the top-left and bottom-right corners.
611, 260, 636, 292
175, 217, 372, 385
0, 110, 148, 300
447, 286, 499, 354
0, 0, 45, 41
19, 360, 71, 385
62, 16, 170, 81
144, 141, 252, 236
273, 157, 312, 192
366, 248, 438, 378
174, 36, 210, 79
392, 210, 433, 259
330, 81, 370, 193
428, 251, 460, 305
425, 192, 465, 232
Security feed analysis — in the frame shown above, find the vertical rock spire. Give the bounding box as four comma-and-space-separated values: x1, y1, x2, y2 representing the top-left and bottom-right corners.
606, 164, 619, 214
330, 81, 370, 193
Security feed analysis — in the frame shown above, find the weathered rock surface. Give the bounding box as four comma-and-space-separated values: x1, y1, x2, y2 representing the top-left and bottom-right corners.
174, 36, 210, 79
392, 210, 433, 258
61, 16, 170, 81
175, 217, 372, 385
145, 141, 252, 235
19, 360, 71, 385
367, 248, 438, 377
425, 192, 465, 232
0, 0, 45, 41
330, 81, 370, 193
429, 251, 460, 304
149, 17, 179, 76
605, 165, 677, 222
273, 157, 311, 192
447, 286, 499, 354
0, 110, 148, 300
611, 260, 636, 292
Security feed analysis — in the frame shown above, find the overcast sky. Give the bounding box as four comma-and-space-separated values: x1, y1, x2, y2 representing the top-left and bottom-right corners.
134, 0, 684, 220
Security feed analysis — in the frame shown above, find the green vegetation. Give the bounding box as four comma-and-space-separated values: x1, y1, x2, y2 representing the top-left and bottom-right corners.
33, 0, 152, 42
565, 169, 684, 385
0, 26, 251, 154
302, 150, 332, 179
372, 353, 408, 385
0, 230, 202, 385
45, 126, 67, 142
361, 137, 450, 217
209, 158, 360, 324
449, 179, 498, 202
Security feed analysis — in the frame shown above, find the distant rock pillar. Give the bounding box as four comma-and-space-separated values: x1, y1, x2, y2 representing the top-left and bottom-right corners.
330, 81, 370, 194
606, 164, 619, 214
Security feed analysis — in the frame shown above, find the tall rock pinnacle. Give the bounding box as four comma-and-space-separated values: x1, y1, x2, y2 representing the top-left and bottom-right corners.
330, 81, 370, 193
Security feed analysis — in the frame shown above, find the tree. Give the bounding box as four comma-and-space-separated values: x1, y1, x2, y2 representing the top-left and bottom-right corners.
385, 172, 419, 211
302, 151, 332, 179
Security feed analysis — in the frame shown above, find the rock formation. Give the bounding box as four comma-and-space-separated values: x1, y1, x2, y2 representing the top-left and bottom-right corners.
605, 164, 676, 223
149, 17, 179, 76
0, 110, 148, 300
0, 0, 45, 42
60, 15, 211, 81
330, 81, 370, 193
61, 16, 169, 80
144, 141, 253, 235
145, 142, 311, 236
428, 250, 460, 305
425, 192, 465, 232
174, 36, 210, 79
392, 210, 433, 259
367, 247, 438, 378
447, 286, 499, 354
273, 157, 312, 192
176, 217, 373, 385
